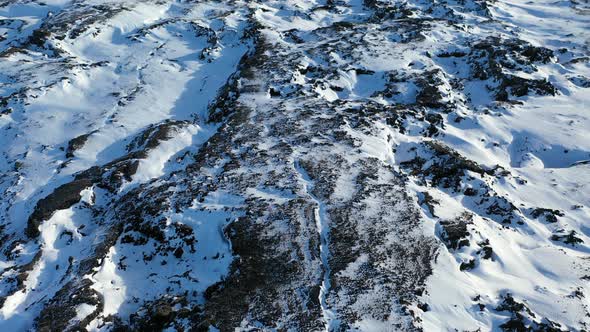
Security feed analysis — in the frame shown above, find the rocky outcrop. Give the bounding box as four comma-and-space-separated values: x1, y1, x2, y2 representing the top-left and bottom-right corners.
0, 0, 588, 331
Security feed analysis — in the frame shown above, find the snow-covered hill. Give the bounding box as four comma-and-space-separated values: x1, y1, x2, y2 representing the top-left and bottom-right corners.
0, 0, 589, 331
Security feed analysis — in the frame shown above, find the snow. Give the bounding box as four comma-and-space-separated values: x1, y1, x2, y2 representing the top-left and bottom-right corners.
251, 0, 590, 327
1, 188, 94, 330
129, 124, 201, 185
75, 303, 97, 322
295, 161, 340, 331
90, 247, 126, 317
422, 87, 590, 329
0, 0, 589, 329
0, 0, 251, 329
85, 190, 243, 325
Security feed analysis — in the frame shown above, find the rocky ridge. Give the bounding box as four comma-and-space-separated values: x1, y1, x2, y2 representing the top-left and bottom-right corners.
0, 0, 589, 331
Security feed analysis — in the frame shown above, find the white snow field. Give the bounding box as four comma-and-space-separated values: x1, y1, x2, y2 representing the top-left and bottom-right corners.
0, 0, 588, 331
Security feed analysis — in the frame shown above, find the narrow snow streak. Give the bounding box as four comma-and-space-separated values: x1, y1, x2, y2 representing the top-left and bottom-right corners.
294, 161, 340, 331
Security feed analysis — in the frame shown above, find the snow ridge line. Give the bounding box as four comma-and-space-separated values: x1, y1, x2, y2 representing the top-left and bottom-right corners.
294, 161, 340, 331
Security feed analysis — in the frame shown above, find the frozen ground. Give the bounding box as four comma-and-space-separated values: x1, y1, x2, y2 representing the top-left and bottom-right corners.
0, 0, 588, 331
